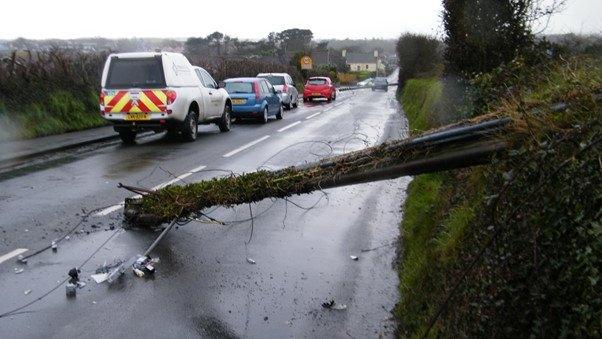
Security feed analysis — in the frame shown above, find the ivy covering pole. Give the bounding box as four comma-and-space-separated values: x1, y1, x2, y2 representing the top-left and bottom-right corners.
123, 117, 513, 227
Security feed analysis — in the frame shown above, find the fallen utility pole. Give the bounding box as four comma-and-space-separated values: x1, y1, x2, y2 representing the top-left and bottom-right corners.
123, 117, 512, 227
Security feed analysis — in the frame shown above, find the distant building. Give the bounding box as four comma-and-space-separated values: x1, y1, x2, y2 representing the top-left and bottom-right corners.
342, 50, 384, 72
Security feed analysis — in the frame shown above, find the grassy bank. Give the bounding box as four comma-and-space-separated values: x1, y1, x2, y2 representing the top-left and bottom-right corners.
0, 92, 105, 140
399, 78, 441, 132
395, 58, 601, 337
0, 51, 108, 141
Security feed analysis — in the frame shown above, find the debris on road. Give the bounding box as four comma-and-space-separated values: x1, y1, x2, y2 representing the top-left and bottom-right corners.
24, 289, 32, 295
17, 255, 27, 264
350, 255, 359, 261
68, 268, 80, 283
66, 283, 76, 297
246, 258, 256, 265
322, 299, 347, 310
91, 258, 128, 283
14, 268, 24, 274
132, 256, 156, 277
91, 273, 109, 284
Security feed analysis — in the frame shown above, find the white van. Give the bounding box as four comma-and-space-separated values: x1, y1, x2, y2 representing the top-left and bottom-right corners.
99, 52, 231, 143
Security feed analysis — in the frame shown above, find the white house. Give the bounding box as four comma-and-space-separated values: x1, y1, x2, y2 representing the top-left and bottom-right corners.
343, 50, 385, 72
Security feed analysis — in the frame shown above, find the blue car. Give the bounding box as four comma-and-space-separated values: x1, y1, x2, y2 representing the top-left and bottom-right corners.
224, 77, 283, 123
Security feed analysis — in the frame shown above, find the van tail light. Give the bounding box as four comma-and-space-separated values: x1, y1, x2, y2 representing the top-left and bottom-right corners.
165, 90, 177, 105
99, 90, 106, 115
253, 81, 261, 100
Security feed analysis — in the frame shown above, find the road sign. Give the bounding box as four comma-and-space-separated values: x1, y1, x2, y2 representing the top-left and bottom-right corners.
300, 56, 313, 70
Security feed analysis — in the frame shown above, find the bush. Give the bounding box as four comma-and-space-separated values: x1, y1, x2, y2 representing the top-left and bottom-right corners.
396, 34, 443, 87
337, 73, 358, 85
442, 0, 534, 76
187, 56, 303, 85
396, 57, 602, 337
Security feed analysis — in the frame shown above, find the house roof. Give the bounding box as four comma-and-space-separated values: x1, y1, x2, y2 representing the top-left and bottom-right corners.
345, 52, 376, 64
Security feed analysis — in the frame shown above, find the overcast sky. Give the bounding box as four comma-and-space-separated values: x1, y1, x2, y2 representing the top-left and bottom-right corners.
0, 0, 599, 40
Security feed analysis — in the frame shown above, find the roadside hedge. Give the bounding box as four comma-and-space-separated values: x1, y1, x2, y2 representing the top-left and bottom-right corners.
396, 58, 601, 337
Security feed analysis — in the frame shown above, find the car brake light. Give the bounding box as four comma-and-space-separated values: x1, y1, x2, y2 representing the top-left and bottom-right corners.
282, 83, 288, 93
165, 90, 177, 105
99, 90, 106, 105
253, 81, 261, 99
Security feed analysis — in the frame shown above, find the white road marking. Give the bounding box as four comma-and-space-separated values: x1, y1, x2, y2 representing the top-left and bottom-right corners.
152, 172, 192, 190
305, 112, 322, 120
94, 165, 206, 217
277, 121, 301, 132
223, 135, 270, 158
0, 248, 28, 264
95, 203, 125, 216
190, 165, 207, 173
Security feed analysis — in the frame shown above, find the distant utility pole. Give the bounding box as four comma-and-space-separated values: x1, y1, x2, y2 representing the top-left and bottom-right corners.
374, 49, 379, 77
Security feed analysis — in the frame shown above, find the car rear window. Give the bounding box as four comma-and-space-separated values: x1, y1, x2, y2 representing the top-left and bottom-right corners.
308, 78, 327, 85
374, 78, 388, 83
225, 81, 254, 94
259, 76, 285, 86
106, 57, 165, 89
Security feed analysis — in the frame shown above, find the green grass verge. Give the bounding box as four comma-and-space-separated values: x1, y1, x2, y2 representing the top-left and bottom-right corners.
0, 90, 106, 140
400, 78, 441, 133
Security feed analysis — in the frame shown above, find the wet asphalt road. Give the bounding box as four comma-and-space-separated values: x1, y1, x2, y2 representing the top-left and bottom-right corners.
0, 80, 410, 338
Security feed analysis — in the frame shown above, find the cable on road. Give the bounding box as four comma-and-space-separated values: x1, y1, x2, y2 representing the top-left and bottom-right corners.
17, 203, 122, 262
0, 228, 121, 319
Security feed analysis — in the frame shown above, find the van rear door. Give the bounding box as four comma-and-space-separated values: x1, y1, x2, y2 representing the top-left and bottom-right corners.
102, 57, 168, 116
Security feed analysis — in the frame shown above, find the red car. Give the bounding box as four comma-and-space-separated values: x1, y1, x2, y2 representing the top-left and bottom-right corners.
303, 77, 336, 102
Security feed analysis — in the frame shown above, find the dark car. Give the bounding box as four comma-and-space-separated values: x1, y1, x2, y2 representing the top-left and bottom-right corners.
223, 77, 282, 123
372, 77, 389, 92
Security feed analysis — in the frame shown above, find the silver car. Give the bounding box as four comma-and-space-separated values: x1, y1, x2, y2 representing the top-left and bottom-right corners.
257, 73, 299, 110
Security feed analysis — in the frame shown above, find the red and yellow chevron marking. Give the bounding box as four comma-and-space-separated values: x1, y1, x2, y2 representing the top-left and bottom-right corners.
103, 90, 167, 114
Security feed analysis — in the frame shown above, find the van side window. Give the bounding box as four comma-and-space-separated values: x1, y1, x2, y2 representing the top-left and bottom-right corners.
201, 69, 216, 89
194, 69, 205, 86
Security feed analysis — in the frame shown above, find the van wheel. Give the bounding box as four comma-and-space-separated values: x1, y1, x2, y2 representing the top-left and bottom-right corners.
119, 130, 137, 144
260, 107, 268, 124
217, 104, 231, 132
276, 105, 283, 120
181, 110, 198, 142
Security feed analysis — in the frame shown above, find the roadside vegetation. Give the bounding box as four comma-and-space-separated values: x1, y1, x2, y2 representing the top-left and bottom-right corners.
0, 50, 107, 140
394, 1, 601, 337
1, 29, 396, 140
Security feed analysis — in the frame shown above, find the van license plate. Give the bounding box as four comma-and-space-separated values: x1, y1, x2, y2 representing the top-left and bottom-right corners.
125, 113, 150, 121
